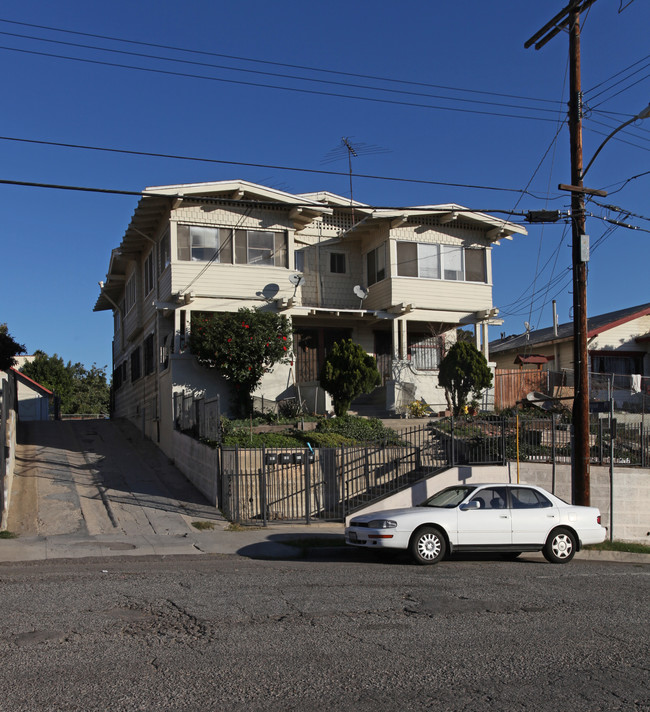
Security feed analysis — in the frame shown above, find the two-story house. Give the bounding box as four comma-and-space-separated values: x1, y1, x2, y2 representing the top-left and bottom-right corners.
94, 179, 526, 450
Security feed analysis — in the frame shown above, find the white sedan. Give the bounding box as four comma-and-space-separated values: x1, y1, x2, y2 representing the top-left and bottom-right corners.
345, 483, 607, 565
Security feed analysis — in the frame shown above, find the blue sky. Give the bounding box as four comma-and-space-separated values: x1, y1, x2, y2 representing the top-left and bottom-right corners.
2, 0, 648, 371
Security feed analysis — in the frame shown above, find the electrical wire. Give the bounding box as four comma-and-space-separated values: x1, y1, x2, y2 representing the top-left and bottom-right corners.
0, 177, 537, 220
0, 17, 566, 108
602, 169, 650, 195
0, 44, 565, 124
0, 29, 570, 117
0, 135, 555, 197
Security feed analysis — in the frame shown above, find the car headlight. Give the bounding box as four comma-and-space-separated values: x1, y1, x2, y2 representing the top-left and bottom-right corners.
366, 519, 397, 529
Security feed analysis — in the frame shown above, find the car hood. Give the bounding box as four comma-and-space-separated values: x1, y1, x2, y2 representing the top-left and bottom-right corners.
349, 506, 448, 523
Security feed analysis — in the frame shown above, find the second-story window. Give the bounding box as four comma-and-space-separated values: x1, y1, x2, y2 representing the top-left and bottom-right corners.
177, 225, 231, 262
159, 229, 170, 273
144, 251, 155, 296
396, 242, 486, 283
235, 230, 287, 267
367, 244, 386, 285
330, 252, 346, 274
124, 274, 136, 314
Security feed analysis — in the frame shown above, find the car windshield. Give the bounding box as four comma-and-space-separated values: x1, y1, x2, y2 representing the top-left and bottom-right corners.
420, 486, 476, 508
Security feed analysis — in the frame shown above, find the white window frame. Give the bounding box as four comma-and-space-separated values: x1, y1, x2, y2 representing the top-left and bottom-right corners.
396, 241, 486, 283
124, 274, 136, 315
144, 251, 155, 296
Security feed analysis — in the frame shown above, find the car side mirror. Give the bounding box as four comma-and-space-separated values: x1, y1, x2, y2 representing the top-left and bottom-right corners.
460, 501, 481, 511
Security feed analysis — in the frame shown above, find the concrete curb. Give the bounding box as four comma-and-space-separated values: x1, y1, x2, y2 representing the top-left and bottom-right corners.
1, 527, 648, 565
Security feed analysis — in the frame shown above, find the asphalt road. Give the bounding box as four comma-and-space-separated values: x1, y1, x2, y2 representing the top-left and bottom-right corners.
0, 553, 648, 712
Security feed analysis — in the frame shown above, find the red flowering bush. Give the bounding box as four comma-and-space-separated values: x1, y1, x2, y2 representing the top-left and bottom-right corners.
189, 308, 292, 414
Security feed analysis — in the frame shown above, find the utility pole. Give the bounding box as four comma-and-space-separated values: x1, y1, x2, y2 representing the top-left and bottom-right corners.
567, 6, 591, 507
525, 0, 596, 506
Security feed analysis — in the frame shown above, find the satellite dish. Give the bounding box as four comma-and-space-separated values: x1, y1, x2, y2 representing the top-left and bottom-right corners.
353, 285, 368, 300
289, 274, 305, 287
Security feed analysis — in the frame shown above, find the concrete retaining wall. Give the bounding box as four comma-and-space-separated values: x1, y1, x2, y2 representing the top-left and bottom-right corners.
171, 430, 219, 507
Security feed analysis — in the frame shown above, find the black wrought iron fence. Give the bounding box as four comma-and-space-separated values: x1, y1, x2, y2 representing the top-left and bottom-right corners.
191, 412, 649, 525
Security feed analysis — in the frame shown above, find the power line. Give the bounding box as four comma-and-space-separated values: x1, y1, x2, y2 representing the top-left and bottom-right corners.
0, 44, 564, 124
0, 28, 570, 117
0, 17, 566, 108
583, 51, 650, 96
0, 134, 553, 197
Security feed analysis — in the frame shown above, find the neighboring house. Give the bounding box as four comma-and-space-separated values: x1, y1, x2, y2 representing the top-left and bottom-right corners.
11, 368, 52, 421
94, 179, 526, 451
489, 303, 650, 410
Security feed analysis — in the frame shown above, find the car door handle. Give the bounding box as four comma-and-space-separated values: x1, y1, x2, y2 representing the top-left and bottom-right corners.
499, 515, 509, 519
547, 514, 557, 518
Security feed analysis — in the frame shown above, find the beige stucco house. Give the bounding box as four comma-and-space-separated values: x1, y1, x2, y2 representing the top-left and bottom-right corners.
94, 179, 526, 450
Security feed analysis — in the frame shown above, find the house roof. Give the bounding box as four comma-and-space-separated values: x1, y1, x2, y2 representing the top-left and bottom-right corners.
11, 368, 53, 395
514, 354, 552, 365
489, 302, 650, 354
369, 204, 528, 242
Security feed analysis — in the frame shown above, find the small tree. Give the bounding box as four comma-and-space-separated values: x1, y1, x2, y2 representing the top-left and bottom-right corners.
438, 341, 492, 416
189, 308, 292, 415
320, 339, 381, 417
21, 352, 110, 414
0, 323, 25, 371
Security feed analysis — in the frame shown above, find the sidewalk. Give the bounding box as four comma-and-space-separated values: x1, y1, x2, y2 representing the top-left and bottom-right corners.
1, 524, 646, 564
0, 522, 347, 563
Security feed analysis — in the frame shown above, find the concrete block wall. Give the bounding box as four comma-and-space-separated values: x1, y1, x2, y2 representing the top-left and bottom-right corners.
171, 430, 220, 507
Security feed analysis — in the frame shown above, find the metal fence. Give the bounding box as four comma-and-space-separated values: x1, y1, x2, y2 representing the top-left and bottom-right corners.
174, 391, 308, 442
215, 414, 649, 525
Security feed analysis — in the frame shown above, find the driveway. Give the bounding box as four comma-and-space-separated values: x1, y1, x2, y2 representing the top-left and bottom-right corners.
7, 419, 225, 537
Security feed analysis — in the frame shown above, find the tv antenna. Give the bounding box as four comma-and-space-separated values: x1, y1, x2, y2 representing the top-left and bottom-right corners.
322, 137, 390, 223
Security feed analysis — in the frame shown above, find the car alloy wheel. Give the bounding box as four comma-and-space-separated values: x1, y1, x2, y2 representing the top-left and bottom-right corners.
543, 528, 576, 564
410, 527, 446, 565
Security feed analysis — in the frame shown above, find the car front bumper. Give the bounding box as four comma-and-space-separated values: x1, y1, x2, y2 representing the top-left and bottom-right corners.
345, 527, 411, 550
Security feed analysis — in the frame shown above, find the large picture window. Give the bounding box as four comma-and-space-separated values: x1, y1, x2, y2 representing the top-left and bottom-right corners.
177, 225, 230, 262
397, 242, 486, 283
177, 224, 287, 268
235, 230, 287, 267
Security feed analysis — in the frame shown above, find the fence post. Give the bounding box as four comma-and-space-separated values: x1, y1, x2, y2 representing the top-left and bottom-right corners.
216, 394, 221, 444
641, 422, 645, 469
340, 445, 346, 520
598, 417, 604, 465
305, 451, 311, 525
501, 417, 506, 467
261, 446, 268, 527
551, 413, 557, 494
450, 416, 455, 467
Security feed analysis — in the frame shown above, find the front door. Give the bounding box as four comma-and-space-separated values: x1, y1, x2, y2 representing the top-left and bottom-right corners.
457, 486, 511, 545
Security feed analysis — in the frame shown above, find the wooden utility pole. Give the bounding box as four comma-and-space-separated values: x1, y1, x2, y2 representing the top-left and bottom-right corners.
567, 6, 591, 507
525, 0, 595, 505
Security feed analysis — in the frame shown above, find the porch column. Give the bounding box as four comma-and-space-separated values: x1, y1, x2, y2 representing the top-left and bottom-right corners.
482, 322, 490, 359
392, 319, 400, 360
400, 319, 408, 360
474, 323, 481, 351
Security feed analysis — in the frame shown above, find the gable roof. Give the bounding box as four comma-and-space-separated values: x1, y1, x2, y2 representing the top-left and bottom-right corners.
489, 302, 650, 354
11, 368, 53, 395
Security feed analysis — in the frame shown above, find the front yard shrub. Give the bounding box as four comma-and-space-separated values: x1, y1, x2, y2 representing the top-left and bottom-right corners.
316, 415, 404, 445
